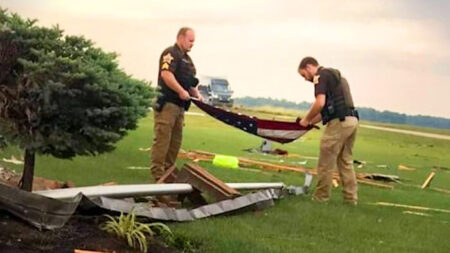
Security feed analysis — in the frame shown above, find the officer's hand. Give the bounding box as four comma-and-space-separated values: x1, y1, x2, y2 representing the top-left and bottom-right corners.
196, 94, 204, 102
299, 118, 309, 127
179, 90, 190, 100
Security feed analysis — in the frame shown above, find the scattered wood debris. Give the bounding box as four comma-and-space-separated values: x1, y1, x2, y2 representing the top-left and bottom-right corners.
238, 157, 311, 174
156, 166, 178, 184
156, 162, 242, 206
126, 166, 149, 170
403, 211, 432, 217
398, 164, 417, 171
286, 154, 319, 160
373, 202, 450, 214
2, 155, 24, 165
178, 150, 312, 174
176, 163, 241, 202
430, 187, 450, 194
421, 172, 436, 189
0, 166, 74, 191
396, 180, 450, 195
179, 150, 395, 190
297, 160, 308, 165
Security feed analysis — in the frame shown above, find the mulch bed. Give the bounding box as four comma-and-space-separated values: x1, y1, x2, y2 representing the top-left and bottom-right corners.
0, 211, 179, 253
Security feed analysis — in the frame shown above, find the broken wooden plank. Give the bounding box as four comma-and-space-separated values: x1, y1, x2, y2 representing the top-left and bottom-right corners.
286, 153, 319, 160
421, 172, 436, 189
398, 164, 417, 171
178, 150, 213, 162
357, 179, 394, 189
156, 166, 178, 184
429, 187, 450, 194
186, 163, 240, 195
238, 157, 310, 174
402, 211, 432, 217
373, 202, 450, 214
391, 181, 449, 195
192, 150, 216, 157
175, 163, 241, 202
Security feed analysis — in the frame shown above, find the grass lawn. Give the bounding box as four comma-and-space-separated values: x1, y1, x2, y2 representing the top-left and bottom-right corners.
1, 105, 449, 253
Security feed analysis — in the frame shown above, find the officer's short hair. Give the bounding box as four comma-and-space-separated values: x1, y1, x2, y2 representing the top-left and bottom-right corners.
177, 27, 193, 38
299, 57, 319, 69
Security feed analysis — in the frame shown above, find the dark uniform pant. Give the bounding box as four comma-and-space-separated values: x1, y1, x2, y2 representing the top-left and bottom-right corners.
150, 102, 184, 180
313, 116, 358, 204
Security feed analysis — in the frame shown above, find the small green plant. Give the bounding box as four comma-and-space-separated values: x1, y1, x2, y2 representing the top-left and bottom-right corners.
99, 210, 172, 252
164, 232, 202, 253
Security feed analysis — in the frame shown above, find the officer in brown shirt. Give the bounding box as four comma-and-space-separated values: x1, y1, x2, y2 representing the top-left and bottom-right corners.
150, 27, 202, 181
298, 57, 359, 205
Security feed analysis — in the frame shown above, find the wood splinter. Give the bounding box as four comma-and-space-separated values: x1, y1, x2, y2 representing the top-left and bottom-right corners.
421, 172, 436, 189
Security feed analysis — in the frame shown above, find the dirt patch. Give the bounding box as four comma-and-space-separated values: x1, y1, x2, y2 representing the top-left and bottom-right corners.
0, 212, 179, 253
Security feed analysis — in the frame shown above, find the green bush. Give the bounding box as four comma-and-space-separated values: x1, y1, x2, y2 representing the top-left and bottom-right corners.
0, 9, 154, 190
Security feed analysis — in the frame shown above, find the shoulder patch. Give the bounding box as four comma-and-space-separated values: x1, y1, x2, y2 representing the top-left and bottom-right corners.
161, 62, 169, 70
313, 75, 320, 85
162, 53, 174, 64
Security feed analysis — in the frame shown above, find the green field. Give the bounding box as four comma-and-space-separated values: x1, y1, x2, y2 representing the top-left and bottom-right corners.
1, 105, 449, 253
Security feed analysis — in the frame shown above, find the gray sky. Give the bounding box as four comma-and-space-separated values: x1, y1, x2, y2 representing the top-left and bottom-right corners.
2, 0, 450, 117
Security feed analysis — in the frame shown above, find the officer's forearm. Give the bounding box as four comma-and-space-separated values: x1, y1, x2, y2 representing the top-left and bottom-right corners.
161, 71, 185, 95
310, 114, 322, 125
304, 95, 325, 123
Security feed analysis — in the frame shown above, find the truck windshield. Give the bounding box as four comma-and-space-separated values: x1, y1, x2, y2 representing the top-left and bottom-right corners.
211, 79, 229, 92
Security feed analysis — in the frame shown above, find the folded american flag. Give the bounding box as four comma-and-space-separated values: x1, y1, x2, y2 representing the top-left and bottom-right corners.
192, 99, 317, 144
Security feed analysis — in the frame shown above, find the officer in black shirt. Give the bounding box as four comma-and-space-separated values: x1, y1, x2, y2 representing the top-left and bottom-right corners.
298, 57, 359, 205
151, 27, 202, 181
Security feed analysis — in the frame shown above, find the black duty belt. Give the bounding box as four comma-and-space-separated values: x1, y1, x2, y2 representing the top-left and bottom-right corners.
326, 109, 359, 124
323, 109, 359, 125
347, 109, 359, 120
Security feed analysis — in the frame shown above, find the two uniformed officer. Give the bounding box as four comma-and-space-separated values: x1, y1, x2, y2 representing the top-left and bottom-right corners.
150, 27, 202, 181
298, 57, 359, 205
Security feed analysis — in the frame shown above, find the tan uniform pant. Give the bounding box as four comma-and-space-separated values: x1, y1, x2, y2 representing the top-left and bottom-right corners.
150, 102, 184, 180
313, 116, 358, 204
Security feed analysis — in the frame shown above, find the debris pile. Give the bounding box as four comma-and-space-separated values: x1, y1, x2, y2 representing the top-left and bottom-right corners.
178, 149, 396, 189
0, 166, 74, 191
0, 162, 310, 230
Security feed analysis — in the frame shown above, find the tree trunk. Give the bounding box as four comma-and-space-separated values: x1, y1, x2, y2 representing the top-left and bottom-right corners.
20, 149, 35, 191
